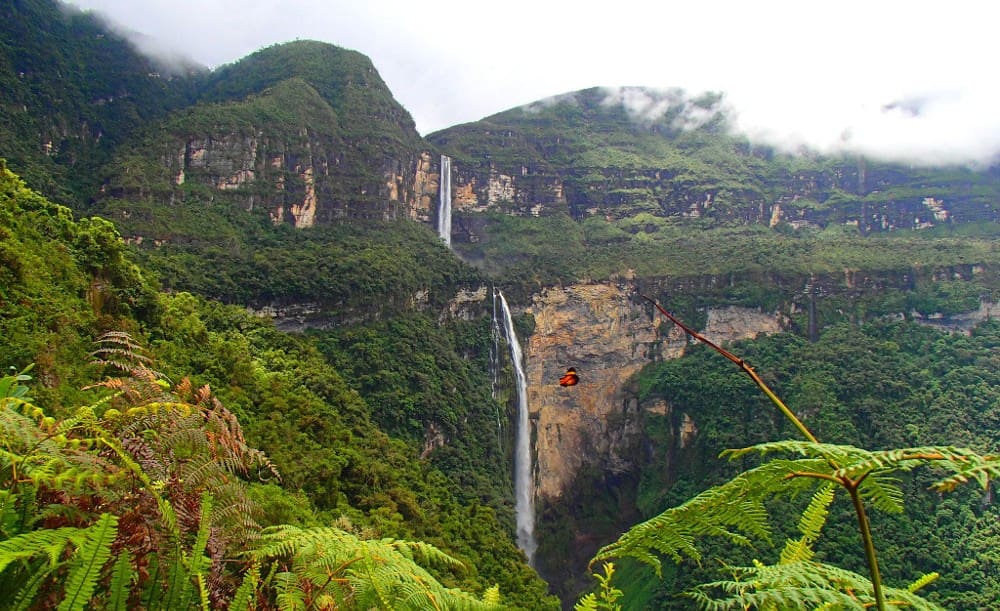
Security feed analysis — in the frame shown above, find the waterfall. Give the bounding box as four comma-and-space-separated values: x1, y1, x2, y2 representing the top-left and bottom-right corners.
438, 155, 452, 247
489, 295, 504, 449
496, 290, 536, 565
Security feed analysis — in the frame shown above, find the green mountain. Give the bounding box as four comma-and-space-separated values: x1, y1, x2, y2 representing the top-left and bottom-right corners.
3, 1, 1000, 608
0, 0, 203, 205
429, 86, 1000, 285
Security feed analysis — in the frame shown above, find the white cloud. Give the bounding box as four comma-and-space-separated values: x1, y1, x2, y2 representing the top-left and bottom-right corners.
68, 0, 1000, 165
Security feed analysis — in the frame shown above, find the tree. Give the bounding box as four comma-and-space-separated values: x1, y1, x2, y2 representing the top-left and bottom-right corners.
584, 299, 1000, 610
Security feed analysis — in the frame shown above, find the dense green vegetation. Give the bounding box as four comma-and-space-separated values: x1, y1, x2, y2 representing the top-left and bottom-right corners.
0, 162, 556, 608
0, 0, 202, 206
6, 4, 1000, 607
603, 318, 1000, 608
455, 209, 1000, 300
201, 40, 422, 151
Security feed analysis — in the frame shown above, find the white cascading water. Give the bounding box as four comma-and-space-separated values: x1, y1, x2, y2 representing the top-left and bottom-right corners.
489, 295, 505, 449
438, 155, 452, 247
496, 290, 536, 565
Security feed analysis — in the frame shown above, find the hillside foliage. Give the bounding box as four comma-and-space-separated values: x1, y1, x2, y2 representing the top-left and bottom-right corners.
610, 318, 1000, 609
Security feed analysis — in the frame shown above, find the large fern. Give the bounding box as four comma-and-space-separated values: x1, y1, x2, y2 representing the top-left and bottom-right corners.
0, 514, 120, 611
590, 300, 1000, 611
253, 524, 502, 610
57, 513, 119, 611
590, 456, 824, 573
686, 561, 946, 610
0, 360, 272, 609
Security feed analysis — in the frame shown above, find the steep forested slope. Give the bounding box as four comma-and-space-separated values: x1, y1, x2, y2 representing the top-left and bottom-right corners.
0, 157, 555, 608
0, 0, 202, 205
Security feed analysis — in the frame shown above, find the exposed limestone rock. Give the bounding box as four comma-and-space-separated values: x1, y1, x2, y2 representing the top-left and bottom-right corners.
443, 286, 489, 320
453, 179, 480, 210
421, 422, 446, 459
486, 170, 516, 205
769, 203, 782, 227
912, 300, 998, 334
525, 284, 664, 502
703, 306, 786, 344
679, 412, 698, 448
524, 285, 786, 503
410, 152, 436, 222
289, 166, 317, 227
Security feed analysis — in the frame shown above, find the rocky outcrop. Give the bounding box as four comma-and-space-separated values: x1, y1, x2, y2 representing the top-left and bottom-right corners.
442, 155, 1000, 234
451, 163, 566, 216
912, 299, 999, 334
148, 130, 436, 227
525, 284, 663, 501
704, 305, 786, 343
523, 283, 786, 503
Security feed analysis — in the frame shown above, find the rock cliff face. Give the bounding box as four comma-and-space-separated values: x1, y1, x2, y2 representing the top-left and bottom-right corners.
441, 155, 999, 238
525, 284, 664, 502
115, 126, 440, 229
520, 281, 787, 598
523, 283, 787, 504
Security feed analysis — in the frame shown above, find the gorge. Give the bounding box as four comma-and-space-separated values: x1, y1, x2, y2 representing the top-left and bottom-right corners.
3, 5, 1000, 607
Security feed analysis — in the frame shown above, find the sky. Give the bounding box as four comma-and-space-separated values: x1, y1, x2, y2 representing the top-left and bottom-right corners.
68, 0, 1000, 166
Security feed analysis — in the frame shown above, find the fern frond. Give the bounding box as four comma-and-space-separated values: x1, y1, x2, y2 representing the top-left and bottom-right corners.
591, 457, 824, 573
255, 525, 497, 610
9, 558, 54, 611
688, 560, 946, 611
858, 474, 905, 514
779, 484, 835, 564
161, 547, 189, 611
273, 570, 307, 611
482, 584, 501, 606
908, 571, 939, 593
106, 549, 134, 611
0, 526, 82, 572
575, 592, 599, 611
176, 492, 214, 611
722, 439, 873, 468
57, 513, 119, 611
229, 561, 260, 611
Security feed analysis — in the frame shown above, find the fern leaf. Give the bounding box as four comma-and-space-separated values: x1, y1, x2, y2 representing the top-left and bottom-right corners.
10, 558, 54, 611
58, 513, 118, 611
779, 484, 835, 564
858, 474, 905, 514
908, 571, 940, 593
162, 548, 190, 611
482, 584, 501, 606
185, 492, 214, 611
106, 549, 134, 611
256, 525, 495, 610
229, 561, 260, 611
0, 526, 80, 572
688, 560, 946, 611
591, 457, 824, 573
574, 592, 599, 611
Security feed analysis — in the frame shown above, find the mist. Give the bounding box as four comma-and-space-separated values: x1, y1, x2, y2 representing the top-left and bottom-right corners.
68, 0, 1000, 167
